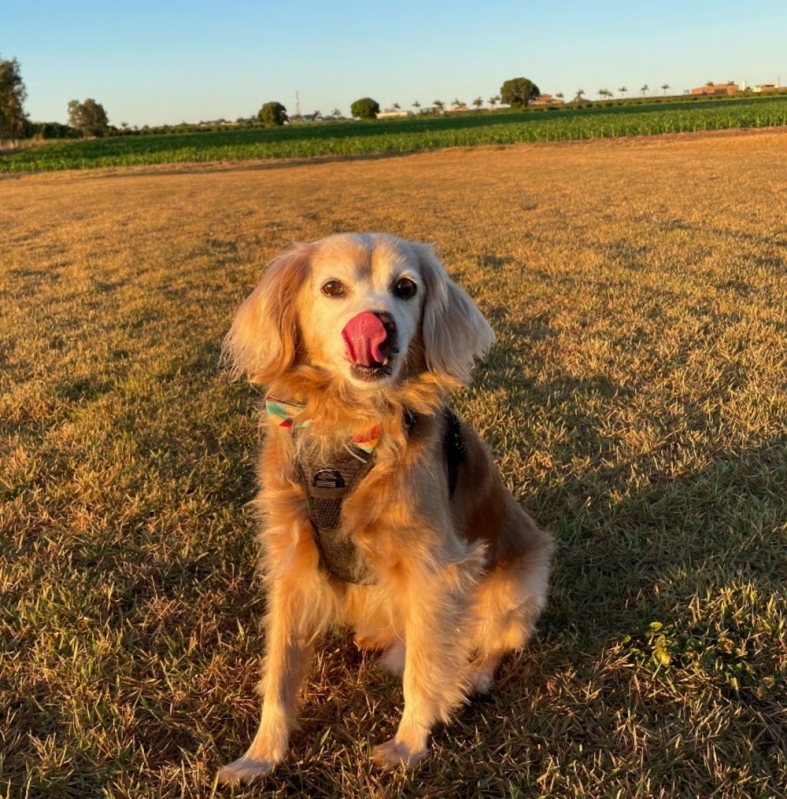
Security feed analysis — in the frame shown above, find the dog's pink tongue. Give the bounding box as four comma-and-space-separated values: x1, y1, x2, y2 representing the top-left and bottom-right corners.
342, 312, 388, 366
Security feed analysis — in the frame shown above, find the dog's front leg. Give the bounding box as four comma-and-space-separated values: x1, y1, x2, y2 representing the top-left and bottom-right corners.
372, 557, 479, 769
217, 576, 317, 785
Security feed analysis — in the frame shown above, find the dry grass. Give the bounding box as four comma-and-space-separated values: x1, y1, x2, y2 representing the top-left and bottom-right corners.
2, 131, 787, 798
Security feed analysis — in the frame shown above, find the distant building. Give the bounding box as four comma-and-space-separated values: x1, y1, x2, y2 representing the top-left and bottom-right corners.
198, 120, 240, 128
690, 82, 739, 96
377, 110, 411, 119
530, 93, 564, 107
753, 82, 780, 93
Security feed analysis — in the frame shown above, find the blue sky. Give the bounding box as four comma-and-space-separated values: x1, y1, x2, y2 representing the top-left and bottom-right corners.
4, 0, 786, 126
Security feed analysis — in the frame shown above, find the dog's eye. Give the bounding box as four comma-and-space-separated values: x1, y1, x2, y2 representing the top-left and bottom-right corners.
392, 277, 417, 300
322, 280, 345, 297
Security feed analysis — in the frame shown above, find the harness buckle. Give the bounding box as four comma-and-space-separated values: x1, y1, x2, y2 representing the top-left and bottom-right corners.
313, 469, 345, 490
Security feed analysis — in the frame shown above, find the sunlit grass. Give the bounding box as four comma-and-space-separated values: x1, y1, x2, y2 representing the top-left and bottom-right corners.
1, 131, 786, 797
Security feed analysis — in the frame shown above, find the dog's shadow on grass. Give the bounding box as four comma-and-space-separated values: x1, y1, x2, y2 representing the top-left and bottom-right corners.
478, 306, 785, 623
461, 309, 784, 691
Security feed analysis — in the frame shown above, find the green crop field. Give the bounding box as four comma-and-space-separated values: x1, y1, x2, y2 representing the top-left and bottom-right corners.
2, 95, 787, 173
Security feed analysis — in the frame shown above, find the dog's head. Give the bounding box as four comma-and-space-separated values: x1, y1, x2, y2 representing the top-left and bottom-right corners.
224, 233, 494, 391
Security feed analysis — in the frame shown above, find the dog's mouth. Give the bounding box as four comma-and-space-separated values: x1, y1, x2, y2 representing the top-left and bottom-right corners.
342, 312, 399, 382
350, 355, 397, 382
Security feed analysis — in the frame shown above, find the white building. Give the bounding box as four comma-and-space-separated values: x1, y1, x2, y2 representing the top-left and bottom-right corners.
377, 110, 411, 119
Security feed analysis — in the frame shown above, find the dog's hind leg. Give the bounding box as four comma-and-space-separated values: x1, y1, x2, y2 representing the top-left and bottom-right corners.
354, 627, 397, 652
354, 630, 405, 675
466, 649, 506, 695
378, 638, 406, 676
467, 546, 552, 695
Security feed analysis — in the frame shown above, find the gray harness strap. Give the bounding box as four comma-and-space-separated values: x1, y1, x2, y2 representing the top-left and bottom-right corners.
295, 445, 377, 584
295, 408, 464, 585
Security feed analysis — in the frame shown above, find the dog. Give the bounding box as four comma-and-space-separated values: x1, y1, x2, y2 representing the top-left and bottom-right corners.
218, 233, 553, 783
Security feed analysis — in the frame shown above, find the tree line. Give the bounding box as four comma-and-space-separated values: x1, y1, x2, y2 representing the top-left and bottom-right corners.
261, 79, 541, 126
0, 56, 545, 141
3, 54, 778, 143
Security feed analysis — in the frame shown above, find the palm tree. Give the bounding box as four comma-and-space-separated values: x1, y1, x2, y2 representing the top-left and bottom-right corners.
472, 96, 484, 110
412, 100, 421, 113
393, 102, 400, 110
618, 86, 627, 98
706, 80, 715, 87
488, 96, 498, 109
641, 84, 649, 96
556, 92, 564, 101
434, 100, 445, 113
661, 84, 670, 95
574, 89, 586, 102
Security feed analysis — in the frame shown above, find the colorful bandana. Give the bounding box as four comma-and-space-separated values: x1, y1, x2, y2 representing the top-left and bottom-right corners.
265, 395, 383, 454
265, 396, 310, 430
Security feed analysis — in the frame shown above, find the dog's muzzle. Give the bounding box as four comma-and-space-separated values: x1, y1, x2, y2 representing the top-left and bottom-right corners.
342, 312, 397, 378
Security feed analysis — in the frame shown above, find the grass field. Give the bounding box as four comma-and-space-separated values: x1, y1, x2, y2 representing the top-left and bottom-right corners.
2, 95, 787, 173
2, 131, 787, 798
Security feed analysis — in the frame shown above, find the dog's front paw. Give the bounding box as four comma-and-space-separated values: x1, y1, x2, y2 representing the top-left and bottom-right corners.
216, 755, 276, 785
372, 737, 427, 770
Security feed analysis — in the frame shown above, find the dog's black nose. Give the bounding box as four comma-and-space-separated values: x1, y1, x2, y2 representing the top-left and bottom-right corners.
375, 311, 396, 334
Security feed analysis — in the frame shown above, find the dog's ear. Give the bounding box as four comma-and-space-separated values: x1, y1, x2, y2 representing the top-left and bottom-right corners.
414, 244, 495, 385
222, 244, 312, 384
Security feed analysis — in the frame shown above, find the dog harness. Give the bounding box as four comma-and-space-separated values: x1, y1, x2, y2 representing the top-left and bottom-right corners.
266, 396, 466, 584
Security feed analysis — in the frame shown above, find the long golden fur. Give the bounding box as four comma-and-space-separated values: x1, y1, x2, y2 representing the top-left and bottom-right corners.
218, 233, 554, 783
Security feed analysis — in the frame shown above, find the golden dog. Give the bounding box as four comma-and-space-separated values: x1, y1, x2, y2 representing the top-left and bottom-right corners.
218, 233, 553, 783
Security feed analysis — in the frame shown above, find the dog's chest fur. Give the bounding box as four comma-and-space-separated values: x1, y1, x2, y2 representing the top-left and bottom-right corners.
288, 408, 465, 584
